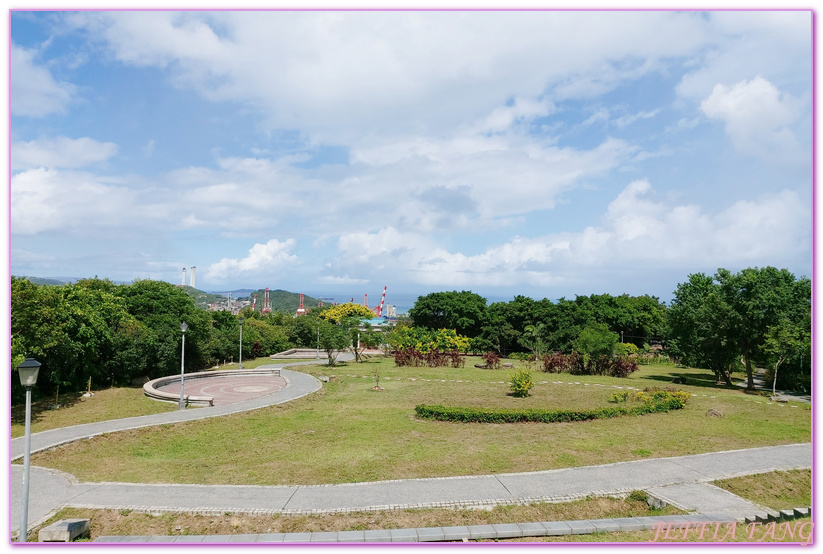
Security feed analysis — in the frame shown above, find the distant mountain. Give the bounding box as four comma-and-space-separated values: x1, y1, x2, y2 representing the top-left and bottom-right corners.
19, 276, 70, 286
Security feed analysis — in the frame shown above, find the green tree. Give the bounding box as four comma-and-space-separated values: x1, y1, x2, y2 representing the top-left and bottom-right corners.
574, 323, 619, 360
320, 302, 376, 322
318, 319, 351, 365
350, 321, 382, 362
763, 316, 810, 396
716, 267, 810, 390
667, 272, 738, 385
408, 291, 487, 338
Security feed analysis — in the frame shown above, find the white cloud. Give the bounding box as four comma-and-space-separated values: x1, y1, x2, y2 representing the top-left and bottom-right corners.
676, 11, 810, 103
11, 43, 76, 117
700, 76, 801, 161
614, 108, 663, 127
11, 168, 137, 235
66, 11, 710, 146
12, 136, 118, 170
205, 239, 298, 281
323, 181, 809, 289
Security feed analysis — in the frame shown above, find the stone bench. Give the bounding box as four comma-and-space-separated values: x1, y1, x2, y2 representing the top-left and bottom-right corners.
143, 368, 281, 407
38, 519, 90, 542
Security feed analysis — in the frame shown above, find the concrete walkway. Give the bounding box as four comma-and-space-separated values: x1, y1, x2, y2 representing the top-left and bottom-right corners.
10, 360, 812, 539
735, 371, 811, 404
10, 362, 339, 461
12, 443, 811, 538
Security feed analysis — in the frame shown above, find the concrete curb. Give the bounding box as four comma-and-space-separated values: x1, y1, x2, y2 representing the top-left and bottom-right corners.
142, 367, 282, 406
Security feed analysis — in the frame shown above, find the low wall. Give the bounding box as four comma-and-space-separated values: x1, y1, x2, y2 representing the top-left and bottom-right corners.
143, 368, 281, 407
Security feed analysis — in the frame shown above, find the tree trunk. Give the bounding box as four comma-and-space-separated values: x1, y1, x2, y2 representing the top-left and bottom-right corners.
744, 355, 755, 390
772, 358, 784, 396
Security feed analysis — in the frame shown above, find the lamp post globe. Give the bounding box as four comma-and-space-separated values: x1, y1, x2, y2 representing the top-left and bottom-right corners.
179, 322, 188, 410
16, 358, 40, 542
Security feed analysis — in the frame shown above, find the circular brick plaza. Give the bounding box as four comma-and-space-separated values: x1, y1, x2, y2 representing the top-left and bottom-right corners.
155, 374, 288, 406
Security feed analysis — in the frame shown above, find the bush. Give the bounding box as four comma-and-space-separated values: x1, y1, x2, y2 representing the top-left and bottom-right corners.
482, 351, 501, 369
394, 347, 464, 368
609, 388, 691, 408
541, 351, 637, 378
509, 369, 534, 398
415, 392, 688, 424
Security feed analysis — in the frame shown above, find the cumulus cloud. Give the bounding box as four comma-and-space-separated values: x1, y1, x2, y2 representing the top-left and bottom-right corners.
65, 11, 709, 146
11, 168, 137, 235
701, 76, 801, 161
324, 180, 809, 289
11, 44, 76, 117
12, 136, 118, 170
205, 239, 298, 281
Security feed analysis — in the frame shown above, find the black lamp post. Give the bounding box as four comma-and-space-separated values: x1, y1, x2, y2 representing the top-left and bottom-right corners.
17, 358, 41, 542
238, 318, 244, 369
179, 322, 188, 410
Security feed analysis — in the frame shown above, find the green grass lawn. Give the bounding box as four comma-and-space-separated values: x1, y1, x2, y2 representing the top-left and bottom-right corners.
11, 387, 177, 439
27, 359, 810, 486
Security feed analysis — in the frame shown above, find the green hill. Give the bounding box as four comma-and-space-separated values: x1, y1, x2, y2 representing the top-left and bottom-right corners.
181, 286, 229, 310
245, 289, 324, 313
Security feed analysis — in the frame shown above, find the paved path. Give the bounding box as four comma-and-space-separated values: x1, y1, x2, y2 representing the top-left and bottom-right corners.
9, 359, 812, 538
735, 371, 811, 404
12, 443, 811, 537
10, 361, 339, 461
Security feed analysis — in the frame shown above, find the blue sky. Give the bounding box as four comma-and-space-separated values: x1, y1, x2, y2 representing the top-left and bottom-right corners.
8, 9, 813, 303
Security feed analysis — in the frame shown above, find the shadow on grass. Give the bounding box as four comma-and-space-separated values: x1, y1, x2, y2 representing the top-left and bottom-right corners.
639, 369, 744, 391
11, 391, 87, 428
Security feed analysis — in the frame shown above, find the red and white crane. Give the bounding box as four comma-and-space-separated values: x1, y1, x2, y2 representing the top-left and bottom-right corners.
374, 286, 387, 317
262, 287, 271, 314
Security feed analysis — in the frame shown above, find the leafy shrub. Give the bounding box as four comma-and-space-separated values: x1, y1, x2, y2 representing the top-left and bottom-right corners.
509, 369, 534, 397
394, 347, 464, 368
609, 391, 630, 403
610, 388, 690, 408
482, 351, 501, 369
614, 342, 640, 359
542, 351, 570, 373
541, 351, 637, 378
509, 352, 533, 362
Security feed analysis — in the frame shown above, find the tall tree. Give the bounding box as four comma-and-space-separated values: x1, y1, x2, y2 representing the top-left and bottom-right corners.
667, 273, 738, 385
716, 267, 809, 390
408, 291, 488, 337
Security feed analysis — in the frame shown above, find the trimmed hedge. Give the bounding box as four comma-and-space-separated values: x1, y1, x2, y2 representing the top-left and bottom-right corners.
415, 393, 688, 424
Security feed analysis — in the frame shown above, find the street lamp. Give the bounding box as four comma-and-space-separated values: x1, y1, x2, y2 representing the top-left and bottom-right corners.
179, 322, 188, 410
16, 357, 41, 542
238, 318, 244, 369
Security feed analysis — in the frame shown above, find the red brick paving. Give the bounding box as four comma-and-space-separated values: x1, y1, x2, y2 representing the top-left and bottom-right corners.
155, 375, 288, 406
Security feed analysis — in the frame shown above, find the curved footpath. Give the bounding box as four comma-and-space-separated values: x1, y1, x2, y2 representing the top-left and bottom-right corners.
9, 360, 812, 540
